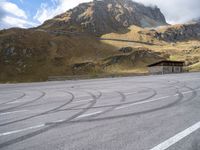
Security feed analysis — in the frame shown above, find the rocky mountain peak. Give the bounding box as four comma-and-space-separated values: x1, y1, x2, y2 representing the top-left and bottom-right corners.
39, 0, 167, 35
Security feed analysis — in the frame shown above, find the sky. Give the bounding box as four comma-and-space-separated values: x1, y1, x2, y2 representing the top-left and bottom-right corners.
0, 0, 200, 29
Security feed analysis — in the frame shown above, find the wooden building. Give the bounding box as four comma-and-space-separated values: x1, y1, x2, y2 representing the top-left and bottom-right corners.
147, 60, 185, 74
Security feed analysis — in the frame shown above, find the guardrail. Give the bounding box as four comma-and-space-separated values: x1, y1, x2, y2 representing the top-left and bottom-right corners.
48, 75, 92, 81
98, 38, 155, 45
48, 73, 148, 81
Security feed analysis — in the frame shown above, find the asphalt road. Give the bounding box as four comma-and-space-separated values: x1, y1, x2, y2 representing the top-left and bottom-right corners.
1, 72, 200, 150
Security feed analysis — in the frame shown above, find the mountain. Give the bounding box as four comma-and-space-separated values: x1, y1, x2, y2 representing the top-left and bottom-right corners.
1, 0, 200, 82
154, 23, 200, 42
125, 23, 200, 42
188, 18, 200, 24
39, 0, 167, 35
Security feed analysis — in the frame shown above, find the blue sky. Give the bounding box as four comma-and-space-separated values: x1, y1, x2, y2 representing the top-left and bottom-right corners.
0, 0, 46, 28
8, 0, 43, 23
0, 0, 92, 29
0, 0, 200, 29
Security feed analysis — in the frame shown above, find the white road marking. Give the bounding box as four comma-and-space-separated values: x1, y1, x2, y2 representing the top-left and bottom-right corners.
0, 111, 102, 137
0, 110, 29, 116
116, 89, 200, 110
126, 91, 138, 96
73, 99, 92, 103
150, 121, 200, 150
116, 96, 170, 110
6, 101, 23, 104
183, 77, 200, 81
77, 111, 102, 118
181, 88, 200, 94
54, 119, 64, 122
182, 91, 193, 94
45, 119, 66, 125
0, 124, 45, 137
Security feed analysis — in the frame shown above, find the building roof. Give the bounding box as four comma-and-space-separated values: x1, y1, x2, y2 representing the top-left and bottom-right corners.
147, 60, 185, 67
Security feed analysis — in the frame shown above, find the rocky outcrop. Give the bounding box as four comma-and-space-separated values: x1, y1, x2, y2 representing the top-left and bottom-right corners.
189, 18, 200, 24
119, 47, 133, 53
139, 23, 200, 42
102, 48, 165, 67
39, 0, 167, 35
157, 23, 200, 42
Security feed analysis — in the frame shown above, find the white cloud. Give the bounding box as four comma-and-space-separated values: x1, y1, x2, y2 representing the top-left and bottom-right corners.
34, 0, 92, 24
133, 0, 200, 24
0, 1, 27, 19
0, 0, 37, 29
1, 16, 37, 28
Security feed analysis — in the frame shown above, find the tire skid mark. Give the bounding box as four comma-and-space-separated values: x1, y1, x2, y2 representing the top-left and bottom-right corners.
16, 95, 91, 110
55, 103, 90, 113
170, 80, 200, 105
78, 87, 158, 119
47, 89, 102, 119
19, 88, 101, 109
45, 91, 97, 125
60, 87, 157, 110
72, 87, 102, 99
0, 91, 74, 127
0, 90, 99, 148
0, 91, 46, 113
59, 87, 154, 119
180, 85, 199, 104
0, 93, 26, 106
71, 81, 181, 120
54, 88, 139, 113
82, 91, 127, 118
69, 88, 184, 124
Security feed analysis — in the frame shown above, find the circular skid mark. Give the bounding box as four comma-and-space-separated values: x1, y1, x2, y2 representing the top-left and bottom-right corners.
69, 83, 183, 121
0, 91, 46, 113
71, 88, 184, 123
71, 87, 102, 99
12, 88, 101, 110
167, 80, 199, 104
180, 85, 199, 104
83, 91, 127, 118
47, 89, 103, 118
75, 87, 158, 119
0, 93, 26, 106
0, 91, 74, 127
51, 87, 157, 119
0, 90, 100, 149
59, 87, 157, 110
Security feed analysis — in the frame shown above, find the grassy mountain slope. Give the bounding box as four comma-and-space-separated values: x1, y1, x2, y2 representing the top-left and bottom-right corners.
0, 28, 166, 82
1, 24, 200, 82
101, 25, 200, 71
0, 28, 118, 82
